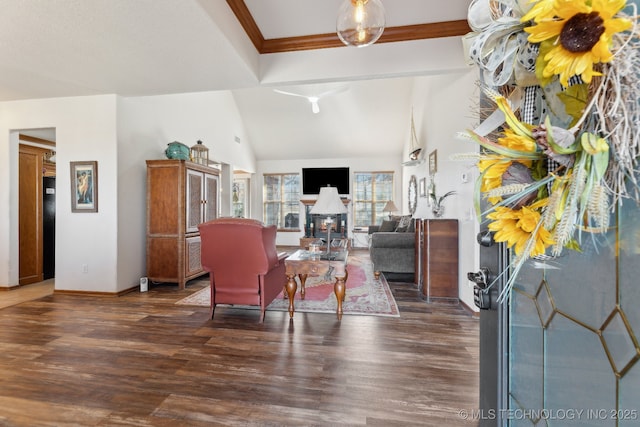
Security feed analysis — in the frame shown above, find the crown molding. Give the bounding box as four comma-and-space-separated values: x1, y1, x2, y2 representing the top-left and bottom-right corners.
226, 0, 471, 54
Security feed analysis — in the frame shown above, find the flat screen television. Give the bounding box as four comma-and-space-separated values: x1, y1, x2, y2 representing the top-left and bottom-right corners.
302, 167, 350, 195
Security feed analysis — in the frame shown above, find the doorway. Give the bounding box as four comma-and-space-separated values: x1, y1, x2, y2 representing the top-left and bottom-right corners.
17, 130, 56, 286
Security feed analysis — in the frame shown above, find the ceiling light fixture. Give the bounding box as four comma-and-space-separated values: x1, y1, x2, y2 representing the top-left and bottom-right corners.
273, 86, 349, 114
336, 0, 386, 48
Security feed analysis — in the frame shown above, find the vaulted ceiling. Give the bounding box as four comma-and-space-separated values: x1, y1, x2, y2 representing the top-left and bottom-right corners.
1, 0, 472, 160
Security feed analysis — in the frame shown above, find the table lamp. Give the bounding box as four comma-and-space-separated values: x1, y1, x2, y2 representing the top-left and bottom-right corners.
310, 185, 347, 255
382, 200, 398, 219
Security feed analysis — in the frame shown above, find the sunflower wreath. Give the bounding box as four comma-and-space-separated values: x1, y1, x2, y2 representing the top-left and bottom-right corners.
461, 0, 640, 299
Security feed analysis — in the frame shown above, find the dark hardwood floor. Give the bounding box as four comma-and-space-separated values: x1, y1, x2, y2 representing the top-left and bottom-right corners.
0, 269, 479, 426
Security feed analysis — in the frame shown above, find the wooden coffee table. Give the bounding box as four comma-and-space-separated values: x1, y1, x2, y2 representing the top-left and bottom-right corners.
284, 249, 349, 320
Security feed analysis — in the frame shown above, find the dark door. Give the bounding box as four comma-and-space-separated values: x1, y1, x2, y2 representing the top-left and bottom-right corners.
469, 230, 509, 427
42, 176, 55, 280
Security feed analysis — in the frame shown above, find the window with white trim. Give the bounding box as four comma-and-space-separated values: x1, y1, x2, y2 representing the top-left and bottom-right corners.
263, 173, 300, 230
353, 171, 394, 226
232, 177, 249, 218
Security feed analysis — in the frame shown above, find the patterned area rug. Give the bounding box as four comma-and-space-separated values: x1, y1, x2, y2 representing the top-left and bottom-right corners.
176, 251, 400, 317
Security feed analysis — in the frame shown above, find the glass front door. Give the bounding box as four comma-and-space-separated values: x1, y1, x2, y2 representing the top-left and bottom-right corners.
508, 201, 640, 425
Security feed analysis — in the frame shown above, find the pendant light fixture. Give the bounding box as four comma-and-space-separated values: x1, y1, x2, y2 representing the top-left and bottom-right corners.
336, 0, 386, 48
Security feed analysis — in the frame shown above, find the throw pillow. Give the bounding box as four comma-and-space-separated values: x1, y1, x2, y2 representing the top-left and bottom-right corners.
395, 215, 413, 232
406, 218, 416, 233
379, 220, 398, 232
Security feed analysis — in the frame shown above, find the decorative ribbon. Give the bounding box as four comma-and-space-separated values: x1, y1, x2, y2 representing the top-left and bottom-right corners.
466, 0, 535, 87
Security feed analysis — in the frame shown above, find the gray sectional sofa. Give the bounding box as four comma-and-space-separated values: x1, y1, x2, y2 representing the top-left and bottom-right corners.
368, 216, 416, 281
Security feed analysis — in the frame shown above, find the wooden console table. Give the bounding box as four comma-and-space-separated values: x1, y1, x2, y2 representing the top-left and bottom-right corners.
418, 219, 459, 301
284, 249, 349, 320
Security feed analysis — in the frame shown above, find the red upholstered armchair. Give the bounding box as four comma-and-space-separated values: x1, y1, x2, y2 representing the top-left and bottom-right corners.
198, 218, 287, 322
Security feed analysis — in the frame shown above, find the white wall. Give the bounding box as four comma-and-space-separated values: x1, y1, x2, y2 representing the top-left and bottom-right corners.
0, 95, 119, 291
0, 90, 257, 293
116, 96, 149, 292
257, 156, 403, 247
117, 90, 257, 290
404, 71, 480, 311
260, 37, 470, 87
119, 91, 257, 173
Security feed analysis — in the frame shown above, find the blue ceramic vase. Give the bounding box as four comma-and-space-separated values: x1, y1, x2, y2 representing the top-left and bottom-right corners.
165, 141, 190, 160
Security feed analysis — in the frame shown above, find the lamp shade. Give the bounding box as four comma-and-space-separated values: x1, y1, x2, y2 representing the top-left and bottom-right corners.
310, 186, 347, 215
336, 0, 385, 48
382, 200, 398, 213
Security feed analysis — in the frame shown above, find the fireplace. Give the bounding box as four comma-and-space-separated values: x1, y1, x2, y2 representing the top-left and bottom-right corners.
310, 213, 345, 239
301, 198, 349, 240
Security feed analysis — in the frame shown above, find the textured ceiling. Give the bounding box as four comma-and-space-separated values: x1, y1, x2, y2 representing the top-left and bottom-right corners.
3, 0, 472, 160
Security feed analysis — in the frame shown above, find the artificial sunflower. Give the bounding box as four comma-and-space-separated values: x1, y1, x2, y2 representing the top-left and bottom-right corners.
521, 0, 557, 23
498, 128, 538, 156
478, 129, 538, 203
523, 0, 632, 86
487, 199, 555, 257
478, 157, 511, 204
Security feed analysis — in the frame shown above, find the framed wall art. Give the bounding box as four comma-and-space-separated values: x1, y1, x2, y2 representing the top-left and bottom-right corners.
419, 177, 427, 197
70, 161, 98, 213
429, 149, 438, 175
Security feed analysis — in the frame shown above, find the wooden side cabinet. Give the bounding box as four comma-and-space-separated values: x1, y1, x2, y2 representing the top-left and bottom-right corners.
420, 219, 459, 301
146, 159, 219, 289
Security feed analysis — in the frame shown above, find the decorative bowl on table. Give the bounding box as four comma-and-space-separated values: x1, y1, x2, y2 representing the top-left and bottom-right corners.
165, 141, 190, 160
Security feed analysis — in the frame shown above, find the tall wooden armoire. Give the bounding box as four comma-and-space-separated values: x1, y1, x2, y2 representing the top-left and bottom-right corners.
146, 160, 219, 289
